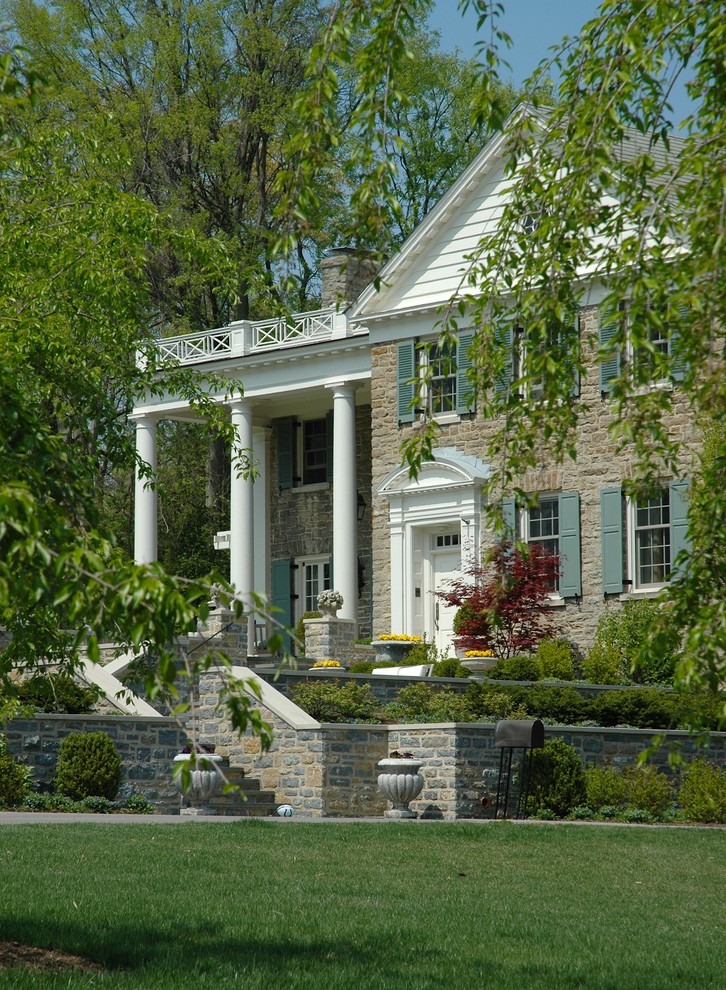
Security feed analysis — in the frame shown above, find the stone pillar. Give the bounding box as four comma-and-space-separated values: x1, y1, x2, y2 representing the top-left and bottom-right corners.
133, 415, 158, 564
229, 398, 256, 656
329, 383, 358, 627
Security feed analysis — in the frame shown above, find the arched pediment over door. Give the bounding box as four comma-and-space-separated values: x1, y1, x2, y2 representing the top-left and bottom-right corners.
376, 449, 491, 652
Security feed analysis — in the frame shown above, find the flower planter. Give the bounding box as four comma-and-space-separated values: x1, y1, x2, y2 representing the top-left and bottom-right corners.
460, 657, 498, 674
371, 640, 420, 664
173, 752, 224, 816
377, 758, 425, 819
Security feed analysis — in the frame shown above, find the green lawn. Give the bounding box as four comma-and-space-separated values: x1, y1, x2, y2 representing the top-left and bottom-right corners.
0, 821, 724, 989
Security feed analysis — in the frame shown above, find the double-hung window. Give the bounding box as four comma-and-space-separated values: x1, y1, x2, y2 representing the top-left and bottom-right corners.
396, 333, 475, 424
502, 491, 581, 598
599, 303, 686, 394
601, 481, 689, 594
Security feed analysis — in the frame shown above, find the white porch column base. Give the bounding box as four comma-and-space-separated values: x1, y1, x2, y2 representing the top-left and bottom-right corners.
229, 399, 256, 656
133, 415, 158, 564
330, 383, 358, 627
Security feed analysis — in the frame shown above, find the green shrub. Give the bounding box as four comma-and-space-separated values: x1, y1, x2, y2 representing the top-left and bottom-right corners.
585, 765, 628, 810
535, 639, 576, 681
465, 684, 529, 720
581, 643, 623, 684
290, 681, 380, 722
400, 641, 436, 666
348, 660, 378, 673
383, 683, 478, 723
526, 738, 586, 818
586, 600, 676, 685
54, 732, 122, 800
678, 761, 726, 824
122, 793, 156, 814
591, 689, 678, 729
488, 655, 541, 681
623, 766, 675, 818
294, 612, 321, 655
16, 673, 101, 714
431, 657, 470, 678
0, 738, 31, 807
519, 686, 587, 724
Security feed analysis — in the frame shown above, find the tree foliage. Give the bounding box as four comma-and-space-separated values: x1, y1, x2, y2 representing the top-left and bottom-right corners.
0, 45, 274, 754
288, 0, 725, 706
439, 541, 559, 658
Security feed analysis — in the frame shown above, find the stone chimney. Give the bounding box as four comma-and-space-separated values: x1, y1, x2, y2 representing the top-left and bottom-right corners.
320, 247, 379, 311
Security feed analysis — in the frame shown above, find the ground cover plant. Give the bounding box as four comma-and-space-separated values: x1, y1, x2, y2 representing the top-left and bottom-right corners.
0, 822, 724, 989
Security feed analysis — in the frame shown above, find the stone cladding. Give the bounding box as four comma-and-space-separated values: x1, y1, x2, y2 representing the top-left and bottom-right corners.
370, 306, 702, 651
269, 403, 373, 638
4, 715, 187, 812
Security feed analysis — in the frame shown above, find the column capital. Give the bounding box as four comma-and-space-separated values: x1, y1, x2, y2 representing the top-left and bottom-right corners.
327, 381, 357, 398
228, 395, 254, 414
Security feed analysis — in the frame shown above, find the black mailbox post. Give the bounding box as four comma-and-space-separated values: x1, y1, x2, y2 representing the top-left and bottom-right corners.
494, 718, 545, 820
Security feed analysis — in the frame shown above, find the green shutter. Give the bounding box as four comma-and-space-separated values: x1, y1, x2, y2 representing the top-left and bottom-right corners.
670, 305, 688, 383
271, 559, 292, 651
494, 323, 514, 396
669, 479, 690, 577
397, 340, 416, 424
601, 486, 624, 594
456, 330, 476, 414
325, 410, 334, 483
598, 309, 621, 394
501, 498, 517, 543
559, 490, 581, 597
328, 554, 333, 588
277, 416, 295, 490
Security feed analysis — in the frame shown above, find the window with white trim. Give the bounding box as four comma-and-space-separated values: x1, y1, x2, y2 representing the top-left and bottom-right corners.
522, 496, 560, 593
418, 340, 457, 416
296, 555, 331, 616
629, 488, 671, 589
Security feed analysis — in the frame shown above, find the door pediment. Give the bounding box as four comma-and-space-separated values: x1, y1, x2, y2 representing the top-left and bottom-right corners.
377, 448, 490, 497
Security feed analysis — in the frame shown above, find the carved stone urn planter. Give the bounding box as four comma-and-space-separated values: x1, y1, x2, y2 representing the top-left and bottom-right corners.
174, 752, 224, 816
377, 756, 425, 819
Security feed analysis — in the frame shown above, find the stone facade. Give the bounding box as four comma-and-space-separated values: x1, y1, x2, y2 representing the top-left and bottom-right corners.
303, 616, 357, 663
269, 402, 373, 639
370, 306, 702, 651
4, 715, 187, 812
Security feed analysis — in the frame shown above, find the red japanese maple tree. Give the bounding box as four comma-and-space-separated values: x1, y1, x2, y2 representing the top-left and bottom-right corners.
439, 541, 559, 658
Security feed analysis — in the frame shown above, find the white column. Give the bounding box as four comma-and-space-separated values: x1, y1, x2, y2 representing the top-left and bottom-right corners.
229, 399, 256, 656
330, 383, 358, 626
252, 426, 270, 596
134, 415, 158, 564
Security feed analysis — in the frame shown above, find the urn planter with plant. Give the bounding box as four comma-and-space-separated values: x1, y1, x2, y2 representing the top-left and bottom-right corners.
317, 589, 344, 618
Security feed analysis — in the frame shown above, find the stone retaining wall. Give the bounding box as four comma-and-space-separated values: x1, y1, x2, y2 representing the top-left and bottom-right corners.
197, 670, 726, 820
4, 715, 187, 813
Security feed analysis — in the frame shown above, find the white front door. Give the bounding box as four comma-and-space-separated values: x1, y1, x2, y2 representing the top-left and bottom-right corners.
429, 533, 461, 655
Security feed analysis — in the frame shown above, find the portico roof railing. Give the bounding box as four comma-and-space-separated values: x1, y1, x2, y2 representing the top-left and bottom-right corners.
155, 308, 361, 367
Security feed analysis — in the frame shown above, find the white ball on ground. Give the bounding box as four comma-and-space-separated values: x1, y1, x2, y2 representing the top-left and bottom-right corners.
277, 804, 294, 817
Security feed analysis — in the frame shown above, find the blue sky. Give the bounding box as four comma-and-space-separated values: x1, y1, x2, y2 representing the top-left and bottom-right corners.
429, 0, 601, 89
428, 1, 692, 123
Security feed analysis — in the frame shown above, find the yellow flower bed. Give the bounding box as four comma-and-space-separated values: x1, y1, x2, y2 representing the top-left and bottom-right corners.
378, 634, 422, 642
464, 650, 495, 658
311, 660, 342, 668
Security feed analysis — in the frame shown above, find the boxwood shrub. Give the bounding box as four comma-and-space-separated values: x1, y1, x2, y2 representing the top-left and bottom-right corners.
54, 731, 122, 801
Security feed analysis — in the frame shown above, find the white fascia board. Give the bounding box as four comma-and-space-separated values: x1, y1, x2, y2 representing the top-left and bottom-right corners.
350, 105, 545, 321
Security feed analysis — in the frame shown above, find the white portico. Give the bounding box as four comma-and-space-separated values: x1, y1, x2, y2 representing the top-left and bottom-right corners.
131, 306, 371, 651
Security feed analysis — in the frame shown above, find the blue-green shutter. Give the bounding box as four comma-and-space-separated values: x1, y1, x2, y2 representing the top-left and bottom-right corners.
277, 417, 295, 490
328, 554, 333, 589
559, 491, 581, 597
670, 305, 688, 383
494, 324, 514, 396
397, 340, 416, 424
271, 559, 292, 651
325, 410, 334, 483
456, 330, 476, 414
601, 486, 624, 594
669, 479, 690, 577
598, 309, 621, 394
501, 498, 517, 543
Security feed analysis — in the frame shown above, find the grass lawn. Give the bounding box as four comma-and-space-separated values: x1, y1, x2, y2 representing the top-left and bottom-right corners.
0, 820, 723, 989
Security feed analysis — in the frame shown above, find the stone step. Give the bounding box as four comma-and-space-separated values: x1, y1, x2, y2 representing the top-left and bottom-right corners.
186, 759, 279, 818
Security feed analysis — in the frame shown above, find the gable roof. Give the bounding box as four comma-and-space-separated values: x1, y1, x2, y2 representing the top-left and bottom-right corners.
349, 102, 687, 323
